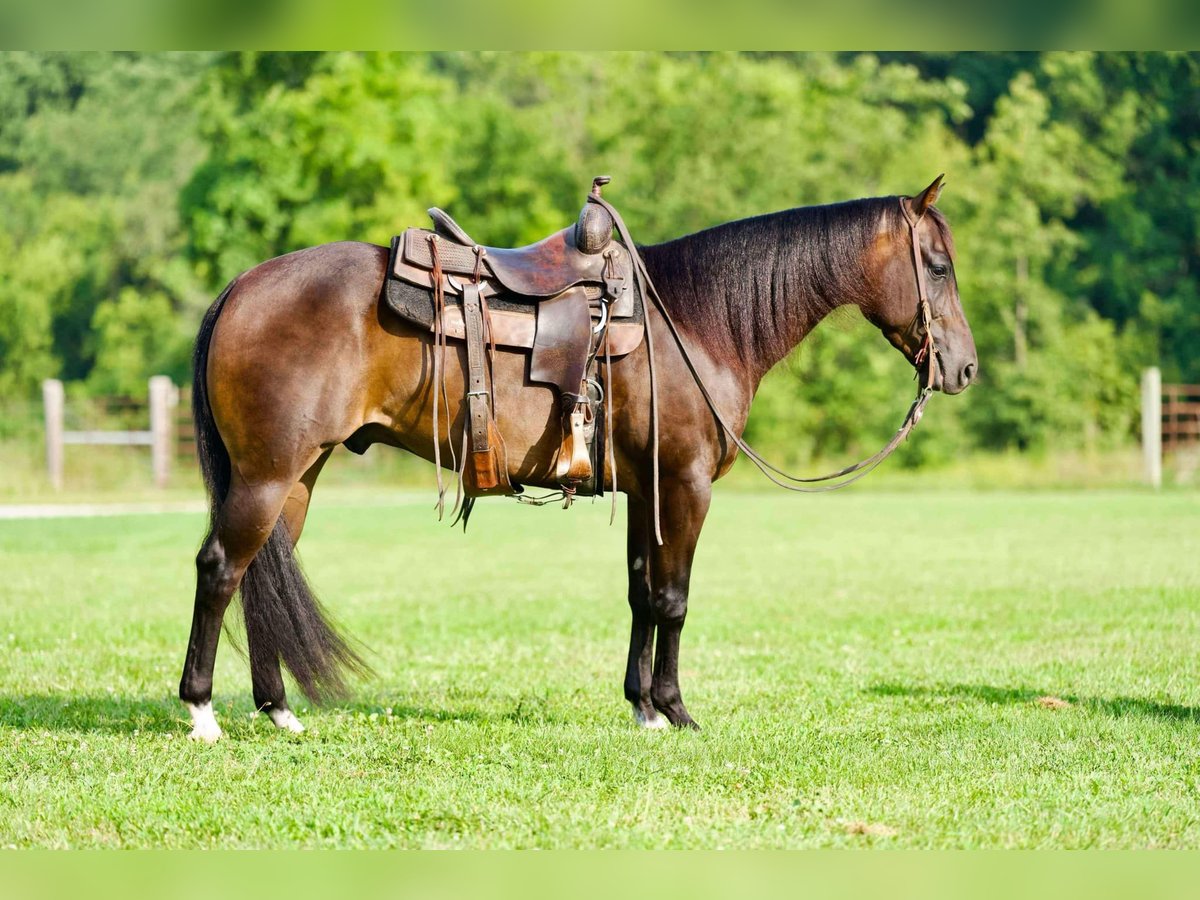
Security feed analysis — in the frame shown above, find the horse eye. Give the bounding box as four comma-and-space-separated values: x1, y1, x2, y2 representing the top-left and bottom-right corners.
930, 264, 949, 278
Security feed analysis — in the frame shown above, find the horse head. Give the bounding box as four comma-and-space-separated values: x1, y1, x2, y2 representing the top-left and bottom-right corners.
867, 175, 977, 395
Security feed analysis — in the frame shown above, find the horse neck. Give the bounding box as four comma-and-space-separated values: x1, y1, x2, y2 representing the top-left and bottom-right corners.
640, 202, 883, 383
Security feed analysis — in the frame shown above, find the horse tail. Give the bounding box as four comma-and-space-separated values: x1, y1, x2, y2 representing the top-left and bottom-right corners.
193, 278, 236, 521
193, 277, 369, 704
240, 519, 370, 704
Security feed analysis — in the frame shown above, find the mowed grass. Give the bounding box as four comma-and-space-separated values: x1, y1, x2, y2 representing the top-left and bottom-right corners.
1, 488, 1198, 848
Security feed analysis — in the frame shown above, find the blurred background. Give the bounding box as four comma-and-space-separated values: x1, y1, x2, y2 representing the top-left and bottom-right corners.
1, 51, 1196, 499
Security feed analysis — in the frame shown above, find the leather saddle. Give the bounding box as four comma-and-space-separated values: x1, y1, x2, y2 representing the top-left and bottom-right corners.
383, 176, 645, 507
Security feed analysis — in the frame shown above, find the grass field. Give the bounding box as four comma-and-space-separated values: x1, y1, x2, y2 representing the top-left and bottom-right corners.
2, 487, 1199, 848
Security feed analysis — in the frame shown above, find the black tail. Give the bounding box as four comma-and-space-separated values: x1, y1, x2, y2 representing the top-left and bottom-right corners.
192, 280, 236, 522
193, 279, 369, 704
239, 521, 370, 703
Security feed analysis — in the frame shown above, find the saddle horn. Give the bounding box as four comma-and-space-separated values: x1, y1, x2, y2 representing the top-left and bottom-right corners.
576, 176, 615, 255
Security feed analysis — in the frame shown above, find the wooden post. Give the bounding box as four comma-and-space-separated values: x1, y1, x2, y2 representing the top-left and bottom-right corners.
149, 375, 176, 489
43, 379, 65, 490
1141, 367, 1162, 489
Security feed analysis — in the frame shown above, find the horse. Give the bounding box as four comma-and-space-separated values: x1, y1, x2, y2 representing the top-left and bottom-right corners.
179, 175, 976, 741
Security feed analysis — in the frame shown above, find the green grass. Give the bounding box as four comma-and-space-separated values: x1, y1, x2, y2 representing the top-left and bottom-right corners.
1, 488, 1198, 848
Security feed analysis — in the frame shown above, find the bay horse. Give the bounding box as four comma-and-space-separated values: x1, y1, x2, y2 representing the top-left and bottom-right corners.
180, 176, 976, 741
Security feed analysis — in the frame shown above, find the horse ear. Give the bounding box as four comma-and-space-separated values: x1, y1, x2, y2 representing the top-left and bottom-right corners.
910, 174, 945, 218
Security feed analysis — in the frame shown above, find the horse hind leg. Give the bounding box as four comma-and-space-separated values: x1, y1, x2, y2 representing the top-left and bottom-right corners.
179, 477, 292, 742
248, 450, 333, 735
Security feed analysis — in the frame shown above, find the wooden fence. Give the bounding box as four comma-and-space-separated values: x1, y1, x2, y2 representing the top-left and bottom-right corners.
1141, 369, 1200, 489
42, 376, 188, 490
1162, 383, 1200, 452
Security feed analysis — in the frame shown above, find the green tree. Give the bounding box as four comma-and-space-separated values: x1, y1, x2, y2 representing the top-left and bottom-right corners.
0, 52, 206, 396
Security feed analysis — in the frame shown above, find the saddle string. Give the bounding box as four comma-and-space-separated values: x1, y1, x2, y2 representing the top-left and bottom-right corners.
451, 428, 468, 521
604, 313, 618, 526
587, 195, 938, 526
440, 283, 459, 483
428, 235, 447, 518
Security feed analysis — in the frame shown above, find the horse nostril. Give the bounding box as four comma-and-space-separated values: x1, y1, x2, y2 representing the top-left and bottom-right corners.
962, 362, 977, 385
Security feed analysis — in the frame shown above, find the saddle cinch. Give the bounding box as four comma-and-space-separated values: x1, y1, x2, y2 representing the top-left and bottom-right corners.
383, 176, 645, 512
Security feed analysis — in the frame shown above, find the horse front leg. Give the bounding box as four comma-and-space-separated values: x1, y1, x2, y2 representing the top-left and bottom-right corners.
648, 476, 711, 729
623, 496, 664, 729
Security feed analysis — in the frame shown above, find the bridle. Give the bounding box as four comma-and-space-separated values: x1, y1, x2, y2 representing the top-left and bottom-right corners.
590, 194, 941, 544
898, 197, 939, 395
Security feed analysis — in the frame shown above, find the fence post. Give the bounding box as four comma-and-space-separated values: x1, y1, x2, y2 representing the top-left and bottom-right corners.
43, 379, 65, 490
1141, 367, 1162, 489
149, 375, 177, 489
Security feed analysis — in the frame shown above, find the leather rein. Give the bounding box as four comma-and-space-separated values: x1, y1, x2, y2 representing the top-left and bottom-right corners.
589, 195, 939, 544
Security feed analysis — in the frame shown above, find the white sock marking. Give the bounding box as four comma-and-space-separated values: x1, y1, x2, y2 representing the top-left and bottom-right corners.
267, 707, 305, 734
634, 707, 668, 730
185, 701, 222, 743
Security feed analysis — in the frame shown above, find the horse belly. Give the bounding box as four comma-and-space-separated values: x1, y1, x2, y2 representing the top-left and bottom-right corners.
364, 324, 568, 489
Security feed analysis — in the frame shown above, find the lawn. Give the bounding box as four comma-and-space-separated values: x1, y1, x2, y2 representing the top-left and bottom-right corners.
1, 488, 1198, 848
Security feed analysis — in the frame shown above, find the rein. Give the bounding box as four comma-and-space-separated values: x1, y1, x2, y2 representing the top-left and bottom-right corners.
589, 195, 939, 544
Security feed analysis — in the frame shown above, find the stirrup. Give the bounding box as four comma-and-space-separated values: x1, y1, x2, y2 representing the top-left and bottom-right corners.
555, 397, 593, 486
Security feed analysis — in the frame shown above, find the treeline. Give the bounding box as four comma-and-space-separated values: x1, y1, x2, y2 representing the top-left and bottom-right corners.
1, 52, 1195, 463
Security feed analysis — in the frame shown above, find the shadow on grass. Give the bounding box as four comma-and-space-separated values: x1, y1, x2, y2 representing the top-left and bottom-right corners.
869, 683, 1200, 723
335, 694, 569, 726
0, 693, 560, 734
0, 695, 185, 734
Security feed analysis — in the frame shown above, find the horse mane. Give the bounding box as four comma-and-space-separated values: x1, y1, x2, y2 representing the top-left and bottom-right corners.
639, 196, 950, 376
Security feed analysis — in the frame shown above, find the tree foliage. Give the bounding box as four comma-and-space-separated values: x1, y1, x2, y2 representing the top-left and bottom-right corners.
1, 51, 1195, 459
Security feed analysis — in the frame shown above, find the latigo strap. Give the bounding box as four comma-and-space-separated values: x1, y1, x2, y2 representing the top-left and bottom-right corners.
461, 282, 512, 497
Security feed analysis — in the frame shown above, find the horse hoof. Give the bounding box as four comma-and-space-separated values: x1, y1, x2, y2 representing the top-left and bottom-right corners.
184, 701, 223, 743
268, 708, 305, 734
660, 707, 700, 730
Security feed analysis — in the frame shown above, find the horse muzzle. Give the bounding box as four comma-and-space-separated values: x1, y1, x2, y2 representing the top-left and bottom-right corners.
937, 354, 976, 395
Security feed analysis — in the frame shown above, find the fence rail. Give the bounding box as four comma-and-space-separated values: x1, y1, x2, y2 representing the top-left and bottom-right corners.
1162, 383, 1200, 452
42, 376, 184, 490
176, 390, 196, 460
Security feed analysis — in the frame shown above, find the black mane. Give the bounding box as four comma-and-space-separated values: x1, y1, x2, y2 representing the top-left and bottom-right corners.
640, 197, 913, 376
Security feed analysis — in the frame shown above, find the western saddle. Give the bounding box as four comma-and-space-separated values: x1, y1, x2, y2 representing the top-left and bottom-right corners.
384, 176, 644, 515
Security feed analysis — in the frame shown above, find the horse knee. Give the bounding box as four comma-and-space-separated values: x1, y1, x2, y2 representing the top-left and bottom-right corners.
651, 585, 688, 627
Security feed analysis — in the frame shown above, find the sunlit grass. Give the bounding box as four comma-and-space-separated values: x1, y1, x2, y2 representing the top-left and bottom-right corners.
1, 489, 1198, 847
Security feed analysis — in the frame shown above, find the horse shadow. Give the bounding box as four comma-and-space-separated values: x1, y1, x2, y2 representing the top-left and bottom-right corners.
867, 682, 1200, 723
0, 693, 558, 734
0, 694, 185, 734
